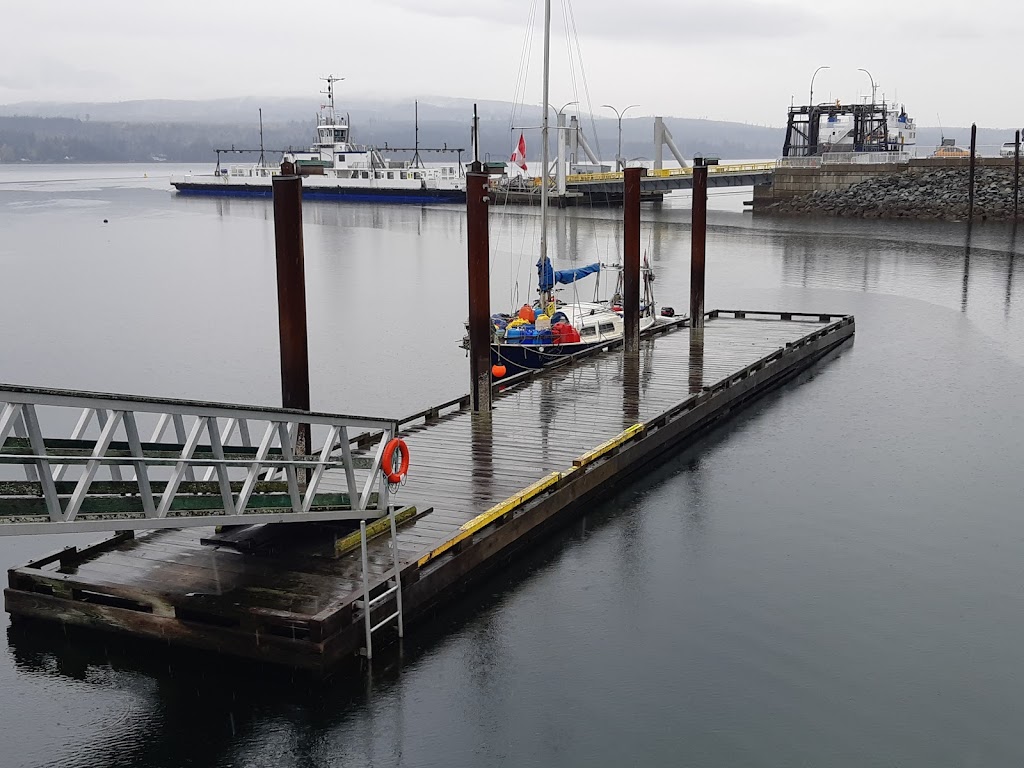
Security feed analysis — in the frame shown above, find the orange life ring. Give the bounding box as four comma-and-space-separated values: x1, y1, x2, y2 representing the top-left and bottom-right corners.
382, 438, 410, 484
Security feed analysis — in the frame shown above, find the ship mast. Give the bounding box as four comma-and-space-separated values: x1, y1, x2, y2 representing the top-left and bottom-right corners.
539, 0, 552, 309
320, 74, 344, 123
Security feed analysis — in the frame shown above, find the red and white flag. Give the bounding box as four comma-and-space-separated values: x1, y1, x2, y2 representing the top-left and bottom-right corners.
510, 132, 528, 171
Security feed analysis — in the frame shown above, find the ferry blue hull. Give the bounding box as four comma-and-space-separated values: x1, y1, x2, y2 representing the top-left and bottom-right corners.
172, 182, 465, 205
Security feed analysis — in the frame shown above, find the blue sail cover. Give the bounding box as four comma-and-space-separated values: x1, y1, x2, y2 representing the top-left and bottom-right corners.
537, 259, 600, 292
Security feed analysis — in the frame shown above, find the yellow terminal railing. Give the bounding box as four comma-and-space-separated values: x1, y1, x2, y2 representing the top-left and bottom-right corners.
526, 161, 778, 186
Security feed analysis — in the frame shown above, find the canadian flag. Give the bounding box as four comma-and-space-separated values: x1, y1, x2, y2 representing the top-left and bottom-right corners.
510, 132, 528, 171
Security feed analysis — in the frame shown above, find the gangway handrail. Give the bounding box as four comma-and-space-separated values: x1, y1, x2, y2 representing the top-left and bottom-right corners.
0, 383, 395, 427
0, 384, 400, 535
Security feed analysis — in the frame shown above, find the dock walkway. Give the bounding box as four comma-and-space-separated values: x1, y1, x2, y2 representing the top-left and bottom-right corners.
5, 311, 854, 671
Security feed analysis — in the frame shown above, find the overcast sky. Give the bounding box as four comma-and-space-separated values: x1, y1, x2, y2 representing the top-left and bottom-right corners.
1, 0, 1018, 128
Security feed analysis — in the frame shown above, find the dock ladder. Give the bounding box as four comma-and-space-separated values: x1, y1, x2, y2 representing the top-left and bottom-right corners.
355, 500, 405, 659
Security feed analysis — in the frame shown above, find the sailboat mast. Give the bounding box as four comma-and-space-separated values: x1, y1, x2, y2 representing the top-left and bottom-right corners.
539, 0, 552, 306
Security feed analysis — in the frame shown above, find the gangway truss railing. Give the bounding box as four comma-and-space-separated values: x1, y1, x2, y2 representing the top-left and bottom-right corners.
0, 384, 402, 535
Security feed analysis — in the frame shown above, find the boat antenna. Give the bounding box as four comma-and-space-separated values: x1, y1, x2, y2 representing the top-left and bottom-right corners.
937, 112, 945, 142
320, 74, 344, 119
258, 108, 265, 167
539, 0, 552, 308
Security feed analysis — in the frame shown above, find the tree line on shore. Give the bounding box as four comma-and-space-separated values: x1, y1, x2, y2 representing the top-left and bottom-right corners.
0, 113, 784, 164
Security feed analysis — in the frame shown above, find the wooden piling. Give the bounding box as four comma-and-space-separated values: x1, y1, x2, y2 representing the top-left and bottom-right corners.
466, 161, 492, 412
271, 175, 311, 457
623, 167, 642, 356
690, 164, 708, 328
968, 123, 977, 221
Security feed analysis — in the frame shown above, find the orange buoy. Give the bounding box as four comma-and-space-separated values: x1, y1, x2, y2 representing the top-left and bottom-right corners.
492, 364, 507, 378
381, 438, 410, 484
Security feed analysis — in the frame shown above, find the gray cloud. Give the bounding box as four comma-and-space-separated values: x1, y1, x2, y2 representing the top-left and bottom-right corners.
1, 0, 1019, 128
378, 0, 826, 41
0, 57, 122, 94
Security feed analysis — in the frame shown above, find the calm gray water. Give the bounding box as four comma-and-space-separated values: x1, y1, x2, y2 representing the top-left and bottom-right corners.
2, 164, 1023, 767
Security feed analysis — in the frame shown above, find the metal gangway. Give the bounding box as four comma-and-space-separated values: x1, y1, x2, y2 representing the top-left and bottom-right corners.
563, 161, 777, 194
0, 382, 407, 656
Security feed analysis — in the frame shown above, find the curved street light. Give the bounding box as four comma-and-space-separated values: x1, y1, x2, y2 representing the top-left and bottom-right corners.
809, 65, 830, 107
602, 103, 639, 172
858, 68, 877, 104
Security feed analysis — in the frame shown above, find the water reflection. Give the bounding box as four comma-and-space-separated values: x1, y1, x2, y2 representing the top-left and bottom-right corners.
554, 208, 580, 264
470, 411, 494, 499
688, 328, 705, 395
766, 217, 1024, 365
962, 223, 973, 313
623, 353, 640, 425
1006, 224, 1017, 317
680, 456, 708, 545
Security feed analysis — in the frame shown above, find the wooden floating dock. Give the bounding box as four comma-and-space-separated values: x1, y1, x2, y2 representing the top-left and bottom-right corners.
5, 311, 854, 672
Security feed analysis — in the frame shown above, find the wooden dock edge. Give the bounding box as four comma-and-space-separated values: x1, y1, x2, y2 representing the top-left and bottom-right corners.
4, 316, 855, 673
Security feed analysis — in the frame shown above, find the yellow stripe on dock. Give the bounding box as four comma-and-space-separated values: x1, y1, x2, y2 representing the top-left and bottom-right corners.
417, 472, 561, 567
334, 505, 417, 557
572, 423, 644, 468
417, 424, 645, 568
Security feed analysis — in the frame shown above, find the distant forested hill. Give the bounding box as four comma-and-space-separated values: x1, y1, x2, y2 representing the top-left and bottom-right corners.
1, 96, 783, 163
0, 116, 310, 163
2, 96, 1016, 164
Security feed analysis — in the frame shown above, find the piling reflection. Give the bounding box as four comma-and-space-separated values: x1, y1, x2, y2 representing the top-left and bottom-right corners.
1007, 223, 1018, 317
962, 223, 973, 313
680, 456, 709, 545
470, 410, 495, 498
688, 327, 705, 395
623, 353, 640, 425
554, 207, 580, 263
540, 376, 557, 466
619, 340, 655, 428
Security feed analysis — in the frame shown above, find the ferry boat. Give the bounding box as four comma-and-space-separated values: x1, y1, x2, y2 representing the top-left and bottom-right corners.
818, 104, 917, 154
783, 93, 917, 160
171, 77, 466, 204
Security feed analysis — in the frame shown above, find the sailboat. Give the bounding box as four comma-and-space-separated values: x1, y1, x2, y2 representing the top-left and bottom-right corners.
484, 0, 667, 375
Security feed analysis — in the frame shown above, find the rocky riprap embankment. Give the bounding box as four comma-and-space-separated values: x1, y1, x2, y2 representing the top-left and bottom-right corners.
764, 167, 1023, 220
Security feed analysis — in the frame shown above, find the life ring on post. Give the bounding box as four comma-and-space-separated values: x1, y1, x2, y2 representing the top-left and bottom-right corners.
382, 438, 410, 484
